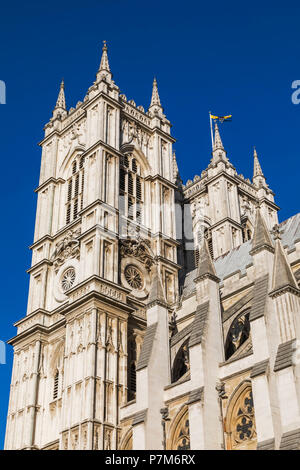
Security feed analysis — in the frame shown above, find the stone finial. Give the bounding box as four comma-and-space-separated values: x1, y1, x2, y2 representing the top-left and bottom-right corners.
195, 239, 219, 283
253, 147, 264, 178
55, 79, 66, 110
150, 77, 161, 107
271, 224, 282, 240
147, 263, 167, 308
213, 122, 224, 151
96, 40, 112, 82
250, 207, 274, 255
253, 147, 267, 187
99, 40, 110, 72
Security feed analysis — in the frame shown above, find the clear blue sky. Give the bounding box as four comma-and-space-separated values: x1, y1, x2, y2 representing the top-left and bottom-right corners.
0, 0, 299, 448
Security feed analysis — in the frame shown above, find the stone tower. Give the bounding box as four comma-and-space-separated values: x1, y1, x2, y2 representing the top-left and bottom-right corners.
4, 42, 179, 450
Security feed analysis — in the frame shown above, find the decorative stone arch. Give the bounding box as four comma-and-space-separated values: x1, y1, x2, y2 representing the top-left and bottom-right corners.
242, 217, 254, 242
120, 142, 152, 178
58, 145, 86, 180
166, 405, 190, 450
224, 309, 251, 361
50, 339, 65, 375
224, 380, 257, 450
171, 338, 190, 383
119, 428, 133, 450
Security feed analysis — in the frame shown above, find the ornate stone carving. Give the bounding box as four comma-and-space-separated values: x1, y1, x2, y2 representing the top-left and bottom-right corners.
51, 229, 81, 272
119, 237, 154, 271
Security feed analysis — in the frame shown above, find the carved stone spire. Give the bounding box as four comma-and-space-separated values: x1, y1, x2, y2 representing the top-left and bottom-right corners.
99, 40, 110, 72
213, 122, 224, 151
52, 79, 67, 119
195, 239, 219, 283
250, 207, 274, 255
172, 151, 182, 185
148, 78, 163, 117
147, 263, 167, 309
96, 40, 112, 82
209, 121, 229, 166
55, 79, 66, 110
150, 78, 161, 107
253, 147, 266, 187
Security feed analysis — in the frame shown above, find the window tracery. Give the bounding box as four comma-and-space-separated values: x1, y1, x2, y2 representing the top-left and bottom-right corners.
171, 340, 190, 383
169, 409, 190, 450
66, 155, 85, 225
225, 311, 250, 360
119, 154, 143, 223
225, 382, 257, 450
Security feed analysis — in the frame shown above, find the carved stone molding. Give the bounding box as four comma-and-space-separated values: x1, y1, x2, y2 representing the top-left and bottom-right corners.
51, 228, 81, 273
119, 237, 154, 271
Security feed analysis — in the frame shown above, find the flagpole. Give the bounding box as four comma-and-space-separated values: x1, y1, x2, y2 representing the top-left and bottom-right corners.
209, 111, 214, 151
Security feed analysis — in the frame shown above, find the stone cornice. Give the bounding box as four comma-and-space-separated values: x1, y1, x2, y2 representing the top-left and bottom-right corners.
78, 198, 118, 217
64, 275, 133, 314
259, 197, 280, 211
249, 244, 275, 256
82, 90, 122, 112
144, 173, 177, 190
194, 273, 220, 284
29, 219, 80, 250
34, 177, 65, 193
8, 319, 65, 346
156, 255, 182, 271
80, 138, 123, 160
149, 125, 176, 143
269, 284, 300, 298
27, 258, 52, 274
210, 217, 243, 231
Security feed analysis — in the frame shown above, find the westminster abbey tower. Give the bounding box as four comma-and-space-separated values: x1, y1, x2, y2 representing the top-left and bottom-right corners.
5, 43, 300, 450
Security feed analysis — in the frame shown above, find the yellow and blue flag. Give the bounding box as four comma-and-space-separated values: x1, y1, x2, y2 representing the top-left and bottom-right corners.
210, 114, 232, 123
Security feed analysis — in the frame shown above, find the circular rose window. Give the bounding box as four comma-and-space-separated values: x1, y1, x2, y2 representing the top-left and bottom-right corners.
124, 265, 143, 290
61, 267, 76, 292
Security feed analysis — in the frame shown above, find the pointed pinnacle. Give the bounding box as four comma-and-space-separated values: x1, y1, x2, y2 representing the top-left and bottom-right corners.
250, 207, 274, 255
150, 77, 161, 107
213, 122, 224, 151
196, 239, 219, 282
272, 238, 298, 292
147, 263, 167, 308
99, 40, 110, 72
55, 79, 66, 109
253, 147, 264, 178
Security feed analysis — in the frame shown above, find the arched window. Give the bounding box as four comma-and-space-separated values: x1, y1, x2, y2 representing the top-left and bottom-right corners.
168, 408, 190, 450
119, 154, 143, 224
225, 311, 250, 361
242, 220, 253, 243
225, 382, 257, 450
66, 155, 85, 225
171, 340, 190, 383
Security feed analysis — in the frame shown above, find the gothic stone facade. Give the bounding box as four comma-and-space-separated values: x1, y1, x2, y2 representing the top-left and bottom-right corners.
4, 44, 300, 450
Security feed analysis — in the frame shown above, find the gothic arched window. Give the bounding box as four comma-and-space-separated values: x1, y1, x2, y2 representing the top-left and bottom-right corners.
168, 408, 190, 450
119, 154, 143, 224
66, 155, 85, 225
225, 382, 257, 450
225, 311, 250, 361
171, 340, 190, 383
